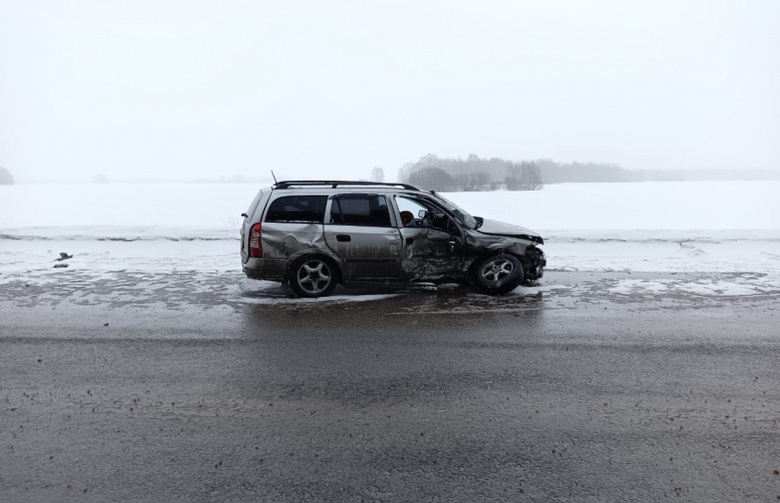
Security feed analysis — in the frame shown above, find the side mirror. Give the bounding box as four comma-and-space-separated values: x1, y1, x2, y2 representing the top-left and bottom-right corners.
418, 209, 428, 219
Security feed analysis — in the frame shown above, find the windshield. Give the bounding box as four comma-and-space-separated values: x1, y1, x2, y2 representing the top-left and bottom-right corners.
431, 193, 478, 229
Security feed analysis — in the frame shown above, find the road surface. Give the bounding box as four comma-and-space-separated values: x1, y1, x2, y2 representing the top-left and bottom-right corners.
1, 270, 779, 502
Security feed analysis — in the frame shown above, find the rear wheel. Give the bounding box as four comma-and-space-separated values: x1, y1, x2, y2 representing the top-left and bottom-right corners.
290, 256, 339, 298
473, 253, 524, 295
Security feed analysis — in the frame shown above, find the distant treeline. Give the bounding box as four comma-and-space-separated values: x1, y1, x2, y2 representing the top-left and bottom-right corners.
536, 159, 780, 183
534, 159, 629, 184
616, 168, 780, 182
397, 154, 780, 191
398, 154, 543, 192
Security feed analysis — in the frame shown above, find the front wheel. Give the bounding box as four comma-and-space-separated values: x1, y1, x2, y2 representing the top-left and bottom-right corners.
290, 256, 339, 298
473, 253, 524, 295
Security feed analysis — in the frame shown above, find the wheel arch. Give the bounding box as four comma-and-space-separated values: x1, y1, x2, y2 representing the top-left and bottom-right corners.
470, 251, 525, 295
285, 249, 346, 285
467, 248, 523, 277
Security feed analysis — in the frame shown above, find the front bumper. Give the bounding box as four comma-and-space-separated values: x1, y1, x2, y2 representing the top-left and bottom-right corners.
523, 247, 546, 280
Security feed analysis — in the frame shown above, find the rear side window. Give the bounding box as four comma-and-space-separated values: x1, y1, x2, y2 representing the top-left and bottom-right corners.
265, 195, 328, 223
329, 194, 391, 227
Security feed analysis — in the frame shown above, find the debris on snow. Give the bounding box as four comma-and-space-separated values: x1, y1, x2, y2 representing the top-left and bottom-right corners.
55, 252, 73, 261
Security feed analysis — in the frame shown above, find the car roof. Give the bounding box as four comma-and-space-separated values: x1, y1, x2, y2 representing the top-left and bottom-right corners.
273, 180, 419, 190
270, 180, 430, 197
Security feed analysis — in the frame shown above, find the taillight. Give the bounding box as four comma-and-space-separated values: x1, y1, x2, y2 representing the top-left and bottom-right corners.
249, 223, 263, 258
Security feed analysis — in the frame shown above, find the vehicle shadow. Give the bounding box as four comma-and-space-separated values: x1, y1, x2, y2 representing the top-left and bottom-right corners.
238, 281, 547, 334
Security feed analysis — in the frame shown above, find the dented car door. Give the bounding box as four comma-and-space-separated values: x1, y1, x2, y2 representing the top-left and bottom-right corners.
323, 193, 402, 279
394, 196, 464, 281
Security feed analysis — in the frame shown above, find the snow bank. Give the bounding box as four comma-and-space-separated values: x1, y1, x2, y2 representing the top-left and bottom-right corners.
446, 180, 780, 231
1, 181, 779, 292
2, 180, 778, 231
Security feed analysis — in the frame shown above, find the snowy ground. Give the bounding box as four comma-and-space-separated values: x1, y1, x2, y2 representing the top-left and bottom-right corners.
1, 181, 779, 300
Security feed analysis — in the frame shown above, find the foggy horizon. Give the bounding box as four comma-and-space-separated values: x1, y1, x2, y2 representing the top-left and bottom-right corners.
2, 0, 779, 184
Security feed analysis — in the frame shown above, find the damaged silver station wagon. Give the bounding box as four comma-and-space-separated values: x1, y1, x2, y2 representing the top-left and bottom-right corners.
240, 181, 546, 297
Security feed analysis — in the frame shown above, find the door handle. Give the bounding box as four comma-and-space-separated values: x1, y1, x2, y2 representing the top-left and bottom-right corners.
336, 234, 351, 242
405, 237, 414, 245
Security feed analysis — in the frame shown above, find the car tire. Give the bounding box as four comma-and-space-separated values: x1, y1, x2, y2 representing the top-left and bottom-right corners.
290, 256, 339, 298
473, 253, 524, 295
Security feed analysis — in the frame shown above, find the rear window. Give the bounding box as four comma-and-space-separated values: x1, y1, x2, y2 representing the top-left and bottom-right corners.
265, 195, 328, 223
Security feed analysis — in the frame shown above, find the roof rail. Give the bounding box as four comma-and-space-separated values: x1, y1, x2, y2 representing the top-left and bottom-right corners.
273, 180, 420, 190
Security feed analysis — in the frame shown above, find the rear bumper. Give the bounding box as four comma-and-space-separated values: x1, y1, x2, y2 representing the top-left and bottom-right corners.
242, 258, 287, 282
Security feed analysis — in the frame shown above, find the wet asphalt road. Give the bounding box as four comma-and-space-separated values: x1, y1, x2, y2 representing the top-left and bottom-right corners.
1, 271, 780, 502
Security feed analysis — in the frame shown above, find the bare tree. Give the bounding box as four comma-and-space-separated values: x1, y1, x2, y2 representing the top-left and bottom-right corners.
504, 162, 542, 190
371, 166, 385, 182
406, 167, 458, 191
0, 166, 14, 185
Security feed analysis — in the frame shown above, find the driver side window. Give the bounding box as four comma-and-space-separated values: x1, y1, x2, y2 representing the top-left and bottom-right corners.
395, 196, 428, 228
395, 196, 460, 236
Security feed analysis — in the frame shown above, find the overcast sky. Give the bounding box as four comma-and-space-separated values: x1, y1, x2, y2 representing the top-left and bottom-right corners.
1, 0, 778, 182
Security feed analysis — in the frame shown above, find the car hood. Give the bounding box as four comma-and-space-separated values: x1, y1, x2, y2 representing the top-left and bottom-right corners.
476, 218, 544, 245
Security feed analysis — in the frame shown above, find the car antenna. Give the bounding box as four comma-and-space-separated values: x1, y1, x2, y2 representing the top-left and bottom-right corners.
271, 170, 278, 184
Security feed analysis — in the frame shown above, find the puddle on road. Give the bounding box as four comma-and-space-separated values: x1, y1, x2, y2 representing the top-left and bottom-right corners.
234, 277, 555, 315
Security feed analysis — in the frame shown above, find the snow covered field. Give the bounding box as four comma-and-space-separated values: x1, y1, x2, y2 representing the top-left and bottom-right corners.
1, 180, 779, 297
